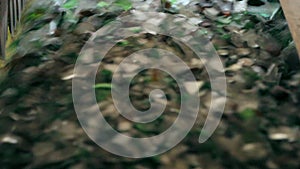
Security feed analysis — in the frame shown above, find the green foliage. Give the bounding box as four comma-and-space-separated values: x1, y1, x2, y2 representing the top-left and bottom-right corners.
239, 108, 256, 120
94, 69, 113, 101
129, 27, 142, 33
26, 11, 44, 21
64, 10, 78, 24
97, 1, 109, 8
24, 8, 47, 23
117, 40, 129, 46
243, 20, 256, 29
61, 0, 79, 24
221, 33, 231, 40
201, 81, 211, 90
169, 0, 177, 5
99, 69, 113, 82
63, 0, 78, 10
95, 88, 111, 101
94, 83, 112, 89
0, 144, 33, 168
242, 68, 261, 89
115, 0, 132, 11
217, 16, 232, 25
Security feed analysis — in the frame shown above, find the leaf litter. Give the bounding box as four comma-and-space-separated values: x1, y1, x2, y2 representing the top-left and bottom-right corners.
0, 0, 299, 169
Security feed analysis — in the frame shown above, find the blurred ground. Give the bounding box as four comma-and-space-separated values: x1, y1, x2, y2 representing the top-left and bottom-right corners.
0, 0, 299, 169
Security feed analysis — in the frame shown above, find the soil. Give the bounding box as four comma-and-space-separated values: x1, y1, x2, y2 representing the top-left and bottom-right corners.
0, 0, 299, 169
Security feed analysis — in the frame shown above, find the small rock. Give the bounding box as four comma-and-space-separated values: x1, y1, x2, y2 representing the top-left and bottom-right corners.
1, 88, 18, 97
236, 48, 251, 57
211, 36, 229, 47
188, 17, 204, 26
74, 22, 96, 35
118, 121, 132, 131
190, 58, 204, 69
218, 49, 230, 57
259, 35, 282, 56
120, 63, 141, 73
217, 0, 233, 14
266, 160, 279, 169
268, 126, 299, 142
242, 142, 269, 160
226, 62, 242, 71
197, 0, 213, 9
238, 58, 254, 67
1, 134, 20, 144
32, 142, 55, 157
200, 20, 212, 27
184, 81, 204, 95
248, 41, 260, 49
203, 7, 220, 20
233, 0, 248, 13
